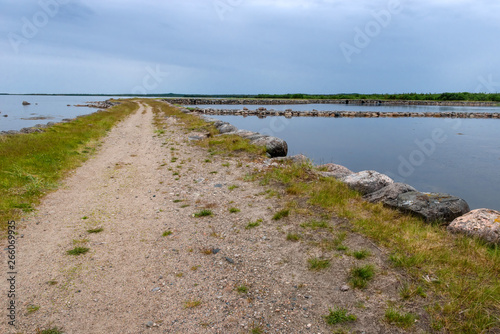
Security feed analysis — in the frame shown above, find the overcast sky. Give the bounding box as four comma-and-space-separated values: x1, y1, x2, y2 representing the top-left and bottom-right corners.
1, 0, 499, 94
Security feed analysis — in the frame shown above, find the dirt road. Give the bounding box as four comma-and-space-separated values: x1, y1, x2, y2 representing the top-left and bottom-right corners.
2, 102, 416, 333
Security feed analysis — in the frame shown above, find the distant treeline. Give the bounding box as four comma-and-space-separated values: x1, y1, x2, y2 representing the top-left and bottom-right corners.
3, 92, 500, 102
254, 92, 500, 102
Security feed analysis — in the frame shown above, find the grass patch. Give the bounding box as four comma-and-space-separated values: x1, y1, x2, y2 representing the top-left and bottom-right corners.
324, 306, 357, 325
228, 184, 239, 191
0, 101, 137, 233
162, 230, 173, 237
173, 199, 183, 203
236, 285, 249, 293
87, 227, 103, 234
184, 300, 202, 308
272, 209, 290, 220
27, 305, 40, 314
286, 233, 301, 241
193, 209, 213, 217
308, 257, 331, 271
37, 328, 64, 334
246, 219, 262, 229
353, 249, 371, 260
66, 247, 90, 256
300, 219, 330, 230
349, 264, 375, 289
385, 307, 418, 328
229, 207, 240, 213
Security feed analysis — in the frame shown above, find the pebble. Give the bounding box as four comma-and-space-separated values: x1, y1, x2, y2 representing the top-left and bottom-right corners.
214, 184, 223, 188
145, 321, 154, 328
225, 257, 235, 264
212, 248, 221, 254
340, 285, 350, 292
151, 287, 160, 292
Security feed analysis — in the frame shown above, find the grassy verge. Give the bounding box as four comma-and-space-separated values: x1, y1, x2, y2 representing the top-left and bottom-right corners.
0, 101, 137, 233
147, 99, 267, 157
258, 162, 500, 333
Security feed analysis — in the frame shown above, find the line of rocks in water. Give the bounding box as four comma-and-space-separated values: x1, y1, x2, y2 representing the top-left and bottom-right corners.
172, 103, 500, 245
190, 107, 500, 119
0, 120, 74, 135
165, 98, 499, 107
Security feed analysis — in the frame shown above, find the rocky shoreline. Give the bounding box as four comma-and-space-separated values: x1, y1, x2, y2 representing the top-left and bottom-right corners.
173, 104, 500, 245
164, 98, 499, 107
189, 107, 500, 119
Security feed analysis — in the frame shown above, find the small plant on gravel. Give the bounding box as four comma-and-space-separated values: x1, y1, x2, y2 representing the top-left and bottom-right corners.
272, 209, 290, 220
193, 209, 213, 217
173, 199, 183, 203
87, 227, 103, 234
246, 219, 262, 229
184, 300, 201, 308
171, 157, 178, 162
222, 162, 230, 167
324, 306, 357, 325
228, 185, 239, 191
209, 171, 218, 174
162, 230, 173, 237
81, 216, 88, 220
27, 304, 40, 314
399, 283, 427, 300
353, 249, 371, 259
300, 220, 330, 230
385, 307, 418, 328
286, 233, 301, 241
236, 285, 249, 293
250, 326, 263, 334
229, 207, 240, 213
204, 159, 211, 163
350, 264, 375, 289
180, 204, 190, 208
37, 327, 64, 334
66, 247, 90, 255
308, 257, 331, 271
47, 280, 58, 285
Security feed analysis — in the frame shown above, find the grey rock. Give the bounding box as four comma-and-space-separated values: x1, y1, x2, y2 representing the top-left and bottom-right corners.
447, 209, 500, 244
22, 101, 31, 105
250, 136, 288, 157
225, 257, 235, 264
363, 182, 417, 203
340, 285, 350, 292
146, 321, 154, 328
212, 248, 221, 254
341, 170, 394, 195
317, 163, 353, 179
151, 287, 160, 292
217, 123, 238, 134
385, 191, 470, 224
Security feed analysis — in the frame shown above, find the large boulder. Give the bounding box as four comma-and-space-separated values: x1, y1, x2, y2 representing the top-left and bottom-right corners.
250, 136, 288, 157
217, 123, 238, 134
317, 163, 353, 179
364, 183, 417, 204
447, 209, 500, 244
385, 192, 470, 224
341, 170, 394, 195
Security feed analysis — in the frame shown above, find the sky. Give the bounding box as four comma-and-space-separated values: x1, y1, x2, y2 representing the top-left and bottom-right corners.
1, 0, 499, 95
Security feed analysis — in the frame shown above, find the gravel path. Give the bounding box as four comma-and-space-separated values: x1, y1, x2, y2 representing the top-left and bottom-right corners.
2, 102, 423, 333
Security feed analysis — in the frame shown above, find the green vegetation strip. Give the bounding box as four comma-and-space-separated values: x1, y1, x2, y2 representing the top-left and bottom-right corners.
259, 162, 500, 333
0, 101, 137, 232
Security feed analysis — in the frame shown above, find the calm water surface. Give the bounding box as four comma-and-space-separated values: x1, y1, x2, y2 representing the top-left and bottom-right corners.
0, 95, 118, 131
212, 115, 500, 211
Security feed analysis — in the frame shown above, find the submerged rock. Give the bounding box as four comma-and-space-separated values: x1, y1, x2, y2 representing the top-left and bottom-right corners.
341, 170, 394, 195
22, 101, 31, 105
364, 182, 417, 204
385, 191, 470, 223
447, 209, 500, 244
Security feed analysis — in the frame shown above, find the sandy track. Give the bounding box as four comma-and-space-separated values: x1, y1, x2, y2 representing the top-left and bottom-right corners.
2, 102, 416, 333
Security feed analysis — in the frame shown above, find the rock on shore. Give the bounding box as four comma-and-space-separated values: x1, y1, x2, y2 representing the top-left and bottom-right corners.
341, 170, 394, 195
447, 209, 500, 244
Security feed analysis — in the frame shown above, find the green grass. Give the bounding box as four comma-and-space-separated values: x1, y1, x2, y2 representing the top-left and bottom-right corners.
228, 184, 239, 191
246, 219, 262, 229
193, 209, 213, 217
250, 327, 263, 334
286, 233, 301, 241
236, 285, 249, 293
349, 264, 375, 289
353, 249, 371, 259
272, 209, 290, 220
308, 257, 331, 271
324, 306, 357, 325
300, 219, 330, 230
87, 227, 104, 234
257, 162, 500, 332
385, 307, 418, 328
38, 328, 64, 334
184, 300, 202, 308
0, 101, 137, 233
229, 207, 240, 213
27, 304, 40, 314
66, 246, 90, 256
162, 230, 173, 236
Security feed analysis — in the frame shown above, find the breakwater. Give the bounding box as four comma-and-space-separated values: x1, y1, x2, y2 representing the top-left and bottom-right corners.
164, 98, 499, 107
188, 107, 500, 119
